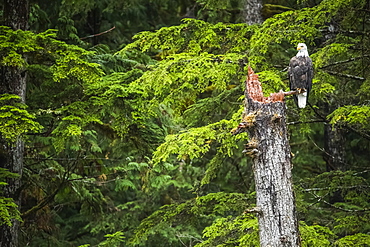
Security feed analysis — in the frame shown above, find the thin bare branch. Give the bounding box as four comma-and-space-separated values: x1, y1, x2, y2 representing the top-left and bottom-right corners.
302, 185, 370, 192
308, 103, 370, 141
80, 26, 116, 40
320, 55, 370, 69
308, 190, 370, 212
343, 125, 370, 141
325, 70, 366, 80
287, 119, 325, 125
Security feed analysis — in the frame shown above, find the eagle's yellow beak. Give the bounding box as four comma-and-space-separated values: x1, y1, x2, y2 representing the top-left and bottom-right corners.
297, 47, 302, 50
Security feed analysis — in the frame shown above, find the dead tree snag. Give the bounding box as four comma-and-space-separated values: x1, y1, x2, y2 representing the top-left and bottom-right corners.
240, 67, 300, 247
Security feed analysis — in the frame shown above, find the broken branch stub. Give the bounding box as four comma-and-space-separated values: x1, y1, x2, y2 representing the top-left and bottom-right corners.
246, 66, 285, 104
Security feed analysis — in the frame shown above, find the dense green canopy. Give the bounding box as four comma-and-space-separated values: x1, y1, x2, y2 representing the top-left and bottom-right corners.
0, 0, 369, 246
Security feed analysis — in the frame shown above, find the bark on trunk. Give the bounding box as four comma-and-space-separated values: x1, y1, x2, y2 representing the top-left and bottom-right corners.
324, 124, 346, 171
241, 67, 300, 247
323, 102, 346, 171
0, 139, 24, 247
243, 0, 264, 25
323, 106, 347, 204
0, 0, 29, 246
320, 20, 347, 172
3, 0, 29, 30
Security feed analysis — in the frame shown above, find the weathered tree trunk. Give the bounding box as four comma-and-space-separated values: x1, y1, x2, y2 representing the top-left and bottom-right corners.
3, 0, 29, 31
240, 67, 300, 247
324, 124, 346, 171
243, 0, 264, 25
320, 20, 347, 172
322, 101, 347, 171
322, 103, 347, 204
0, 0, 29, 246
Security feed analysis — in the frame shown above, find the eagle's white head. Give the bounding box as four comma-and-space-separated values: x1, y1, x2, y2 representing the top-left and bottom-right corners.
296, 43, 309, 57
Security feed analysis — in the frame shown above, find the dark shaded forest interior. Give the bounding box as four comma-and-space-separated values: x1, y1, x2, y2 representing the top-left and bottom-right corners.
0, 0, 370, 246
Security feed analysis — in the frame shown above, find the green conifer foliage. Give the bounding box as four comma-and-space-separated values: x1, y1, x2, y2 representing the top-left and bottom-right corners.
116, 0, 370, 246
0, 168, 21, 226
1, 0, 369, 246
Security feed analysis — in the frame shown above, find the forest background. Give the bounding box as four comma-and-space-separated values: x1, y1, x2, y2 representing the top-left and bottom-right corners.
0, 0, 370, 246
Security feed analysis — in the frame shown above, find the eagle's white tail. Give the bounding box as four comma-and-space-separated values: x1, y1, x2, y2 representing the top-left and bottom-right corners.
297, 92, 307, 108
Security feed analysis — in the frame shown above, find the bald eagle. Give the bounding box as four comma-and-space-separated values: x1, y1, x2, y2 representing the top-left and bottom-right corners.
288, 43, 313, 108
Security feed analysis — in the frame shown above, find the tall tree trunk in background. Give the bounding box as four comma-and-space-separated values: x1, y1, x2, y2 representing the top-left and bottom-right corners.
87, 8, 101, 46
243, 0, 264, 25
238, 67, 300, 247
323, 104, 347, 203
0, 0, 29, 246
324, 123, 346, 171
322, 102, 346, 172
320, 20, 347, 172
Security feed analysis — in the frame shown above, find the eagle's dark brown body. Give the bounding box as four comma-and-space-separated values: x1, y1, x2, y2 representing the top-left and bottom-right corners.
288, 52, 313, 108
